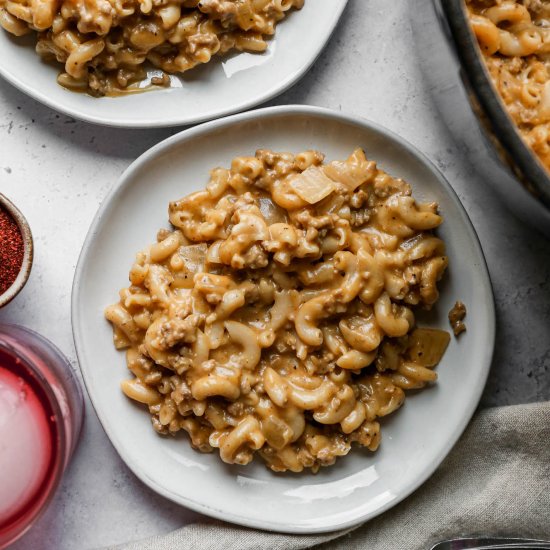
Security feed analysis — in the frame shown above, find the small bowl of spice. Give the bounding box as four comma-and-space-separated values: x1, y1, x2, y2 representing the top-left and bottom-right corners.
0, 193, 33, 308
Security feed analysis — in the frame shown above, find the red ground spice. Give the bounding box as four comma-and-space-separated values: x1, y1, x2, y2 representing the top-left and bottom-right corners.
0, 206, 24, 295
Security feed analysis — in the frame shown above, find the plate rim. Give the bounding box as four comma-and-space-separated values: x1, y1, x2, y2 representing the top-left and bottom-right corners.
71, 104, 496, 534
0, 2, 348, 128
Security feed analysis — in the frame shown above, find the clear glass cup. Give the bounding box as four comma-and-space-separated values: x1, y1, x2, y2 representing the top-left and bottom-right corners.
0, 323, 84, 548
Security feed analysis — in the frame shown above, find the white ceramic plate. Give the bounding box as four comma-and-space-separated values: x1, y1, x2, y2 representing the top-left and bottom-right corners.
72, 106, 495, 534
0, 2, 347, 128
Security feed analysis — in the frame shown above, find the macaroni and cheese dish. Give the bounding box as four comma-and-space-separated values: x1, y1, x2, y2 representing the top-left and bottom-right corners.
0, 0, 303, 96
467, 0, 550, 171
105, 148, 451, 473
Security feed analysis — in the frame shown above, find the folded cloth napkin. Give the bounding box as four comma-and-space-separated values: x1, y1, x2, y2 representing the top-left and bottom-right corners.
109, 402, 550, 550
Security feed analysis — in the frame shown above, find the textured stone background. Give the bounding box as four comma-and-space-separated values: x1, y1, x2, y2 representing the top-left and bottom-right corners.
1, 1, 549, 548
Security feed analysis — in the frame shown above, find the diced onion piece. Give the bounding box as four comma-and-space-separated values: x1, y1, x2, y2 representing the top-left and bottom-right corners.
324, 148, 375, 191
206, 241, 222, 264
234, 3, 255, 30
178, 243, 207, 273
259, 197, 288, 224
406, 328, 450, 367
288, 166, 335, 204
540, 81, 550, 118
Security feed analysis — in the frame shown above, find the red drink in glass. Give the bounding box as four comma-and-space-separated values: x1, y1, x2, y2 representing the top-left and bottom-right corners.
0, 324, 83, 548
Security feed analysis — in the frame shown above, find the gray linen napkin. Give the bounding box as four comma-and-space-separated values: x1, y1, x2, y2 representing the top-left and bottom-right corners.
109, 401, 550, 550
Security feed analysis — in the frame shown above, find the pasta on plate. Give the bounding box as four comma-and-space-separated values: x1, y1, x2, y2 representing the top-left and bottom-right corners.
467, 0, 550, 171
0, 0, 303, 96
105, 148, 451, 473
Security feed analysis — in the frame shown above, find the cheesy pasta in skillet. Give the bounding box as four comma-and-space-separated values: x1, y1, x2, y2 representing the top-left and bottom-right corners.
0, 0, 303, 96
105, 148, 451, 473
467, 0, 550, 171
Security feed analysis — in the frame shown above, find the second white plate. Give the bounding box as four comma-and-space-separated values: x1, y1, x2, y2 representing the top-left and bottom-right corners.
72, 105, 495, 533
0, 2, 347, 128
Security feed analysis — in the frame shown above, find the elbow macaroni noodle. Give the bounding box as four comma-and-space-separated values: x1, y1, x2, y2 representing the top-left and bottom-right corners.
467, 0, 550, 171
0, 0, 303, 95
105, 148, 451, 473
